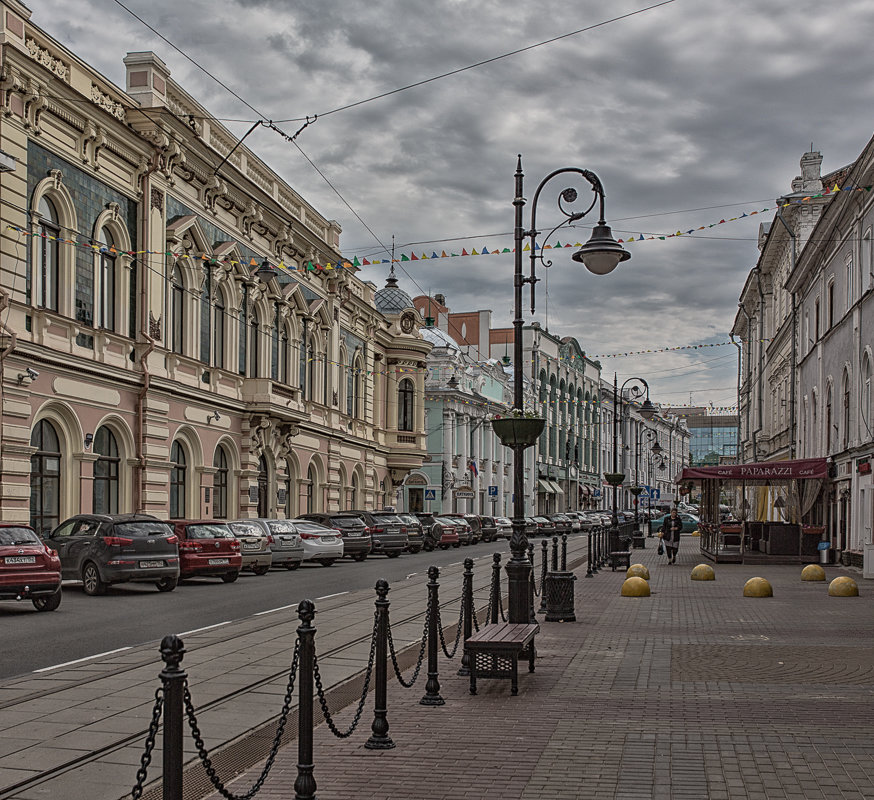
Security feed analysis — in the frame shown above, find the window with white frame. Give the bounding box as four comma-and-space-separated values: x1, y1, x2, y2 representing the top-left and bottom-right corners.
37, 196, 60, 312
96, 226, 116, 331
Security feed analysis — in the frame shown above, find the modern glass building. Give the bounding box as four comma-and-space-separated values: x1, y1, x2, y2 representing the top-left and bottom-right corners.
664, 408, 738, 466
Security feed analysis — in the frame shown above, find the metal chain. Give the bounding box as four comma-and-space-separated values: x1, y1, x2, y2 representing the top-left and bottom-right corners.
436, 600, 464, 659
471, 602, 480, 632
130, 688, 163, 800
531, 570, 541, 598
386, 589, 430, 688
183, 642, 300, 800
498, 591, 507, 622
312, 611, 377, 739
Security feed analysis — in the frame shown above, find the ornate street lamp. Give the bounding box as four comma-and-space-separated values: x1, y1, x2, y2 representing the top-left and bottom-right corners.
646, 453, 666, 537
504, 155, 629, 625
633, 427, 661, 536
608, 374, 655, 552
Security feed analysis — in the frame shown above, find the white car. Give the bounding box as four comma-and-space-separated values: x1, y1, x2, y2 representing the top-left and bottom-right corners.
494, 517, 513, 539
289, 519, 344, 567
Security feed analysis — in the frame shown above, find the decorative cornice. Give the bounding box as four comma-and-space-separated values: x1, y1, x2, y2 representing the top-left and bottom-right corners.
25, 38, 68, 80
90, 84, 126, 122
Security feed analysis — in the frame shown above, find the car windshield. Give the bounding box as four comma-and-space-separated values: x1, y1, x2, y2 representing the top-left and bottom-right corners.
329, 517, 364, 529
434, 517, 458, 525
266, 521, 297, 534
0, 527, 40, 545
398, 515, 418, 525
115, 521, 172, 537
228, 522, 262, 537
496, 518, 511, 525
186, 524, 234, 539
371, 515, 398, 525
292, 522, 333, 535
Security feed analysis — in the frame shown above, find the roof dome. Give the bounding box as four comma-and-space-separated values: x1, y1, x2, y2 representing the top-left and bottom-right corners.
420, 325, 459, 352
374, 266, 413, 314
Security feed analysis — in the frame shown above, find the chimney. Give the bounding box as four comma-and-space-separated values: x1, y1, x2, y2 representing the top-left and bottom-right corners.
434, 293, 445, 307
123, 52, 171, 108
791, 149, 823, 194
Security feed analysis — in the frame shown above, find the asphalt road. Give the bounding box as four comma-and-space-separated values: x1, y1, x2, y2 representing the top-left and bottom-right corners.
0, 540, 512, 680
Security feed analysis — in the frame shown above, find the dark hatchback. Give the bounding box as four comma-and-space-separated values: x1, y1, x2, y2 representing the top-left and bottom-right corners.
45, 514, 180, 595
348, 511, 408, 557
396, 514, 424, 554
172, 520, 242, 582
298, 513, 373, 561
466, 515, 499, 543
0, 523, 62, 611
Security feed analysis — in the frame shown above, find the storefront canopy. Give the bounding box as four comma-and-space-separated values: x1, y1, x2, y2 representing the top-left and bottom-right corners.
678, 457, 829, 483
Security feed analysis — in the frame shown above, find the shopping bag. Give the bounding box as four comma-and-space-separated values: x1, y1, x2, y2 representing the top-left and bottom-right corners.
657, 541, 664, 556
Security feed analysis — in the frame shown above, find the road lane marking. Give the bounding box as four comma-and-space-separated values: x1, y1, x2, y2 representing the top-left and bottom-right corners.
254, 603, 298, 616
315, 591, 349, 601
34, 647, 132, 673
177, 621, 232, 636
405, 573, 418, 579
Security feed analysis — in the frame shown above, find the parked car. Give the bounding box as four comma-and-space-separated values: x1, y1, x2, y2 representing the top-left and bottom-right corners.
415, 513, 459, 550
432, 517, 463, 548
0, 523, 62, 611
650, 512, 700, 534
523, 516, 539, 537
442, 515, 473, 545
172, 520, 241, 583
45, 514, 180, 595
548, 513, 572, 535
348, 511, 408, 557
257, 519, 305, 569
466, 515, 499, 543
532, 516, 557, 537
495, 516, 513, 539
396, 514, 424, 553
298, 513, 372, 561
561, 512, 583, 532
227, 520, 273, 575
288, 519, 345, 566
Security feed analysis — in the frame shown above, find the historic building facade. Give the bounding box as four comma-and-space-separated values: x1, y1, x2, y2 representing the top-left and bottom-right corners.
0, 2, 429, 533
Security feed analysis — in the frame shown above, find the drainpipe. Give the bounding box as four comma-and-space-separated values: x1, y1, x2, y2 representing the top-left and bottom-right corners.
753, 268, 766, 463
737, 303, 753, 461
135, 153, 161, 512
730, 333, 742, 460
0, 287, 19, 470
773, 202, 798, 459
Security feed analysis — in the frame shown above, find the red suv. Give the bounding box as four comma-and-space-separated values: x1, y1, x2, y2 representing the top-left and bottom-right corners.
172, 520, 242, 583
0, 523, 62, 611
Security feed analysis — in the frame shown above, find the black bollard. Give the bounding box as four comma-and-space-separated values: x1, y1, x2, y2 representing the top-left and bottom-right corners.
458, 559, 474, 676
420, 566, 445, 706
586, 532, 593, 578
365, 580, 395, 749
551, 536, 559, 572
527, 542, 537, 623
490, 553, 501, 624
539, 539, 548, 612
561, 534, 568, 571
294, 600, 317, 800
160, 635, 186, 800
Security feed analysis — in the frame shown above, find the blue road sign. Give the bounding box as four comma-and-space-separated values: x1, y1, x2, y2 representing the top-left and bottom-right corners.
488, 485, 498, 497
424, 489, 436, 501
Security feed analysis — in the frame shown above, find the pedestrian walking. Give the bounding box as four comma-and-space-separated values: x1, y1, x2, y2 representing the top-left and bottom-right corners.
659, 508, 683, 564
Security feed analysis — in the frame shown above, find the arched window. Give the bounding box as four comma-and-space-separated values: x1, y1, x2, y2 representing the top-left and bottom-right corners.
199, 263, 211, 363
213, 446, 229, 519
170, 265, 184, 355
169, 441, 186, 519
306, 465, 317, 513
843, 370, 851, 449
825, 385, 833, 453
37, 196, 60, 311
353, 357, 362, 418
238, 285, 249, 375
398, 378, 414, 431
96, 227, 116, 331
307, 337, 316, 401
93, 427, 119, 515
249, 307, 260, 377
213, 292, 225, 368
811, 390, 818, 453
30, 420, 61, 536
863, 355, 872, 440
352, 472, 361, 509
271, 304, 281, 381
345, 354, 354, 416
285, 459, 296, 518
280, 323, 290, 385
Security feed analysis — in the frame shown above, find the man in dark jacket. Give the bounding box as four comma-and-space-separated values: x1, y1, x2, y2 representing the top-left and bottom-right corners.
660, 508, 683, 564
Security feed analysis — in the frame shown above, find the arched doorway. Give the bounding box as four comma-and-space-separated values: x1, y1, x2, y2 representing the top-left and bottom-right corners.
93, 427, 120, 514
257, 455, 269, 517
30, 420, 61, 536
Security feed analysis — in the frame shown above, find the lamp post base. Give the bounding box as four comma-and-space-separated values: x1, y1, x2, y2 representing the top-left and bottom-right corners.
505, 557, 533, 625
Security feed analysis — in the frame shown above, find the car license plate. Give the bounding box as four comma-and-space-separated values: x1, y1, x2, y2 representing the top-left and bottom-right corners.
5, 556, 35, 564
208, 558, 229, 565
321, 536, 336, 543
139, 560, 164, 569
346, 531, 361, 537
242, 541, 260, 550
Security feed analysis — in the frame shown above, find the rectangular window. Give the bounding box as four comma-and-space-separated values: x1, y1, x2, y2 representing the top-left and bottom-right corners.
814, 297, 820, 340
827, 281, 835, 329
214, 303, 225, 368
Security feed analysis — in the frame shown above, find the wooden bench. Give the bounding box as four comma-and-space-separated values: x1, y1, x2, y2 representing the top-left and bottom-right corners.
465, 622, 538, 696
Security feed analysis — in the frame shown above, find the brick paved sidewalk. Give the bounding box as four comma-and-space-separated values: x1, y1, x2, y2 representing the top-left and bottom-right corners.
217, 540, 874, 800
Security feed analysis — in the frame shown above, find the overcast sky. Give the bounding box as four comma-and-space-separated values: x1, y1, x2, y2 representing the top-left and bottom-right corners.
48, 0, 874, 410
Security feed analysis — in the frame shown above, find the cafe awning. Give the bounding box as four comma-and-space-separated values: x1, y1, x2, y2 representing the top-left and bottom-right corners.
678, 457, 829, 483
537, 478, 554, 494
549, 480, 564, 496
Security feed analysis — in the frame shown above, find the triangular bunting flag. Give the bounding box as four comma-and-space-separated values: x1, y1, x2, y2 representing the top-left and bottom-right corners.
401, 254, 409, 261
352, 256, 361, 267
410, 253, 418, 260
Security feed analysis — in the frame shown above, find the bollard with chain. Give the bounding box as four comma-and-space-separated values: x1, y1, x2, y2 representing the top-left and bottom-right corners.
365, 580, 395, 750
600, 526, 608, 567
586, 532, 593, 578
458, 558, 474, 677
561, 534, 568, 571
420, 566, 445, 706
539, 539, 548, 612
160, 635, 186, 800
295, 600, 317, 800
551, 536, 559, 572
527, 542, 537, 623
490, 553, 502, 624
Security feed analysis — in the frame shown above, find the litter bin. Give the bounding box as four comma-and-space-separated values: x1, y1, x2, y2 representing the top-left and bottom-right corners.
818, 540, 830, 565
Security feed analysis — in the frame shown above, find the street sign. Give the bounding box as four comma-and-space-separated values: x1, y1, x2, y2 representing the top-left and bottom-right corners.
424, 489, 436, 501
593, 488, 601, 498
455, 491, 475, 499
488, 485, 498, 497
817, 541, 830, 551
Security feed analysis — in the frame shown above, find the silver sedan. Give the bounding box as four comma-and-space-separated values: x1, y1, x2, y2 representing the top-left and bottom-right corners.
289, 519, 345, 567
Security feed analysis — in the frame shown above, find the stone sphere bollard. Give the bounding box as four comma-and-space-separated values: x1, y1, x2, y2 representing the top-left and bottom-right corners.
620, 576, 651, 597
626, 563, 650, 580
742, 577, 773, 597
800, 564, 826, 582
690, 564, 715, 581
828, 576, 859, 597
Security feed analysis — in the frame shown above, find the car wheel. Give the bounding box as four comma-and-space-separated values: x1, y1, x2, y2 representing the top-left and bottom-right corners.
82, 562, 107, 596
423, 542, 434, 552
286, 562, 300, 570
353, 553, 368, 562
252, 565, 270, 576
32, 590, 62, 612
155, 577, 178, 593
221, 571, 239, 583
452, 543, 461, 548
409, 546, 422, 555
318, 558, 336, 567
387, 551, 401, 558
440, 544, 449, 550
